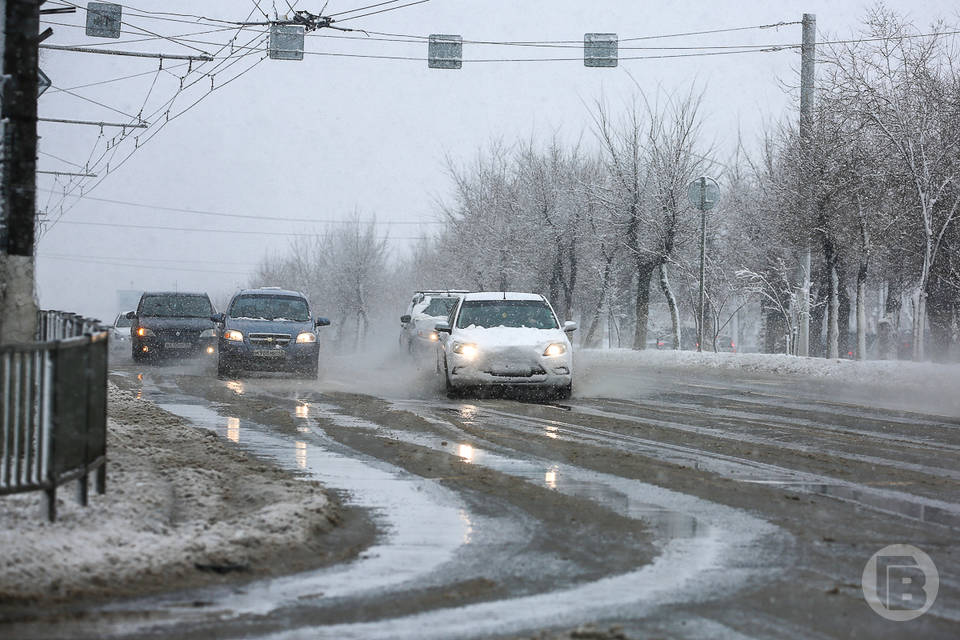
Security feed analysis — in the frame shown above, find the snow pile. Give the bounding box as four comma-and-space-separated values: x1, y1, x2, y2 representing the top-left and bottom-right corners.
578, 348, 960, 387
0, 382, 338, 605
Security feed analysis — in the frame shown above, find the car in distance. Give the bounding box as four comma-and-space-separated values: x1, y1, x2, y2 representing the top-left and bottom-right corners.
109, 311, 133, 351
214, 288, 330, 378
435, 292, 576, 399
400, 290, 467, 353
127, 292, 217, 362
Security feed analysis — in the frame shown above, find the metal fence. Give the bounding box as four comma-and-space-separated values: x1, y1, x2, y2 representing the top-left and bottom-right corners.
0, 311, 108, 521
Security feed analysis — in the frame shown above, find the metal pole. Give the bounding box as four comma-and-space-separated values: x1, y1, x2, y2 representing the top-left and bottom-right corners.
0, 0, 41, 344
698, 177, 706, 353
797, 13, 816, 357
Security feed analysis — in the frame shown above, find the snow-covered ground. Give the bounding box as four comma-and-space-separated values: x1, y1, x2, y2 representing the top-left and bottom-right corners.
581, 347, 958, 383
577, 348, 960, 416
0, 383, 338, 606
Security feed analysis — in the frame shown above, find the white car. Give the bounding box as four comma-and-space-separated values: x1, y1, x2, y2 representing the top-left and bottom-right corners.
435, 292, 576, 399
399, 290, 467, 354
109, 311, 134, 350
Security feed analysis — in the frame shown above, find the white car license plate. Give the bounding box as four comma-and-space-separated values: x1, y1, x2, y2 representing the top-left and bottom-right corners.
165, 342, 190, 349
253, 349, 284, 358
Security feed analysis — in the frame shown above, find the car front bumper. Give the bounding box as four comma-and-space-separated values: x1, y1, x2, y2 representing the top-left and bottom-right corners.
218, 339, 319, 371
133, 336, 217, 358
447, 348, 572, 388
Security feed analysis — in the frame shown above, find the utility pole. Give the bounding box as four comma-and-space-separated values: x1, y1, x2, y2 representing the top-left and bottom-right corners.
796, 13, 816, 357
0, 0, 41, 344
697, 177, 706, 353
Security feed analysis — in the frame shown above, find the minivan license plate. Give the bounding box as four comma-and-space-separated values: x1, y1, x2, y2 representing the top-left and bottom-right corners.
165, 342, 190, 349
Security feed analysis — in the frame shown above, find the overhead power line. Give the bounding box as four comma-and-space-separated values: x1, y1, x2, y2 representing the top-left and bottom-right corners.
41, 189, 443, 225
328, 1, 403, 18
42, 251, 260, 266
334, 0, 431, 23
47, 61, 191, 93
38, 254, 252, 276
47, 219, 431, 241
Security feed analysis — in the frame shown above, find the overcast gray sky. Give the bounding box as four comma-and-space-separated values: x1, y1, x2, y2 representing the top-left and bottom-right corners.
35, 0, 959, 321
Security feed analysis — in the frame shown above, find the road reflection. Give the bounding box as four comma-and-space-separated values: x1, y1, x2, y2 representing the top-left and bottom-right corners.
227, 416, 240, 443
545, 466, 558, 489
296, 441, 307, 469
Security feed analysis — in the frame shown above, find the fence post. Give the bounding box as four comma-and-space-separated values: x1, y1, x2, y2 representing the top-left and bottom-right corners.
43, 342, 59, 522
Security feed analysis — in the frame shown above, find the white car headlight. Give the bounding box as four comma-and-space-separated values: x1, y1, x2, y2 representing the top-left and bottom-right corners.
296, 332, 316, 343
200, 328, 216, 338
453, 342, 479, 359
224, 329, 244, 342
543, 343, 567, 357
418, 329, 439, 342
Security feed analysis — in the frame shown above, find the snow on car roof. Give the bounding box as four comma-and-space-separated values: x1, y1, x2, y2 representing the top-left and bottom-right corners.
237, 288, 305, 298
463, 291, 546, 302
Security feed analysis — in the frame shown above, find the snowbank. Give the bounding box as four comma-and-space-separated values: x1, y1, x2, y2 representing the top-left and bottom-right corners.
0, 383, 339, 607
578, 348, 960, 386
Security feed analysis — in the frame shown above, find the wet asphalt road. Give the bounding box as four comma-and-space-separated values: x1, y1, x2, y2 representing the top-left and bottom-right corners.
28, 350, 960, 638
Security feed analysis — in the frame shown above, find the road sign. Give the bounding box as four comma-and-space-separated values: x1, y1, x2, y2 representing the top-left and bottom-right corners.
85, 2, 122, 39
37, 69, 51, 97
687, 176, 720, 211
584, 33, 618, 68
269, 24, 305, 60
428, 34, 462, 69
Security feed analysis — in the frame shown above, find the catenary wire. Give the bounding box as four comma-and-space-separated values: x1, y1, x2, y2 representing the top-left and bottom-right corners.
334, 0, 430, 23
328, 1, 403, 18
39, 189, 444, 224
49, 219, 430, 240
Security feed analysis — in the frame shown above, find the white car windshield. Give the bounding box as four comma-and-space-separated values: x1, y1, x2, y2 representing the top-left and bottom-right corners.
456, 300, 558, 330
421, 297, 458, 317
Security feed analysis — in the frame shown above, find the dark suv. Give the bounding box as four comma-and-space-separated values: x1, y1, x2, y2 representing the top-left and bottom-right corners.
128, 291, 217, 362
214, 288, 330, 378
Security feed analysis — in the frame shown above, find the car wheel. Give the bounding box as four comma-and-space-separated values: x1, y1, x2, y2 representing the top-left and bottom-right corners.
443, 357, 458, 399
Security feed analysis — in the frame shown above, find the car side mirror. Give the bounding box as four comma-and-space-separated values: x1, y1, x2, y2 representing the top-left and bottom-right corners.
211, 313, 225, 324
434, 321, 451, 334
125, 311, 136, 320
315, 317, 330, 327
563, 321, 578, 333
400, 314, 411, 324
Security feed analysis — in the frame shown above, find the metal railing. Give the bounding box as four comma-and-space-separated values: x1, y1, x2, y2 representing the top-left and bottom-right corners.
0, 311, 108, 521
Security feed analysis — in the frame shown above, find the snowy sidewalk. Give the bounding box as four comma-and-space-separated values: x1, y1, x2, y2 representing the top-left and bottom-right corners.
0, 382, 339, 607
